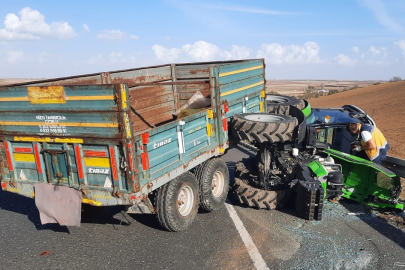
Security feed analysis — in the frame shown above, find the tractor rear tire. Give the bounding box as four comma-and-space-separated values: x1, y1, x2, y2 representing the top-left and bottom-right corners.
231, 178, 290, 210
267, 94, 305, 115
231, 113, 298, 144
230, 161, 290, 210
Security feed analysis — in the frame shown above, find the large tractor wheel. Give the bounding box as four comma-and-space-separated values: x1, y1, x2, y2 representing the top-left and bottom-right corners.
231, 113, 298, 144
156, 172, 199, 232
230, 162, 290, 210
195, 158, 230, 212
267, 94, 305, 115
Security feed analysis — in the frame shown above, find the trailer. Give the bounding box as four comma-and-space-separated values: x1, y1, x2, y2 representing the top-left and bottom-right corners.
0, 59, 267, 231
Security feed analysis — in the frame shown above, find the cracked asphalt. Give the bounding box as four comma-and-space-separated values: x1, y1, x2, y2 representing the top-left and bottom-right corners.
1, 146, 405, 270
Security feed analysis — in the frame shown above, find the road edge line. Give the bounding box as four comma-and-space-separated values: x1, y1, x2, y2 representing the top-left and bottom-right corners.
225, 202, 270, 270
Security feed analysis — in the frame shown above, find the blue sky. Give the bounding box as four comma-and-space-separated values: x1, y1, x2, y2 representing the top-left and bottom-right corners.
1, 0, 405, 80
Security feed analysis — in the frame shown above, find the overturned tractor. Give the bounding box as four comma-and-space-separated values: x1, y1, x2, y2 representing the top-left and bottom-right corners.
230, 95, 344, 221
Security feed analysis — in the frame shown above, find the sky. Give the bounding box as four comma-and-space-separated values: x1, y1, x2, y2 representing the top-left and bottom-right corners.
1, 0, 405, 80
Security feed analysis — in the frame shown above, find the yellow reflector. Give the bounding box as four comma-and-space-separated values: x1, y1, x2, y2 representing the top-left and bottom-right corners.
120, 84, 128, 109
206, 124, 212, 137
261, 90, 266, 98
14, 137, 84, 143
27, 86, 66, 104
259, 102, 263, 112
82, 198, 102, 206
219, 148, 225, 154
13, 153, 35, 162
84, 157, 110, 168
207, 110, 213, 119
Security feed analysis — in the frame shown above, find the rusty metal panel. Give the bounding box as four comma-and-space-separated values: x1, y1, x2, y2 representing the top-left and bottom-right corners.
24, 74, 103, 86
110, 65, 172, 85
175, 64, 210, 79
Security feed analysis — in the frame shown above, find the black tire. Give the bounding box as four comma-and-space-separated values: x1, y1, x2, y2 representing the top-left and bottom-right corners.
231, 113, 298, 144
195, 158, 230, 212
231, 177, 290, 210
156, 172, 199, 232
266, 94, 305, 115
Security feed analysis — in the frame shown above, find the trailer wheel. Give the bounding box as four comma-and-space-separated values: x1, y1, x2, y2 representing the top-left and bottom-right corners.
156, 172, 199, 232
267, 94, 305, 115
231, 113, 298, 144
195, 158, 230, 212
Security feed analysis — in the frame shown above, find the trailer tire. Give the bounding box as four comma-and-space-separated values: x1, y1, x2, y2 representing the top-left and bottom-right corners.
156, 172, 199, 232
195, 158, 230, 212
267, 94, 305, 115
231, 113, 298, 144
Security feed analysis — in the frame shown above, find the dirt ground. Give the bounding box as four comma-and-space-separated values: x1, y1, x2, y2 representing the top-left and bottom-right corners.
267, 80, 378, 96
309, 81, 405, 159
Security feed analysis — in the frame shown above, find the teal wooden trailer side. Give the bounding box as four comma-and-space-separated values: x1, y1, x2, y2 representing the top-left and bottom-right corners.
0, 59, 266, 230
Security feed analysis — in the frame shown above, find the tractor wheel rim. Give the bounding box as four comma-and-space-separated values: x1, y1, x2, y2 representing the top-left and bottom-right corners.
212, 171, 225, 198
266, 95, 289, 103
177, 185, 194, 217
244, 114, 285, 122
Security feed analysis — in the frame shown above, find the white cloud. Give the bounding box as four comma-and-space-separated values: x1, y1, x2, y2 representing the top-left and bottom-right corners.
366, 60, 391, 66
361, 53, 365, 58
360, 0, 403, 33
203, 4, 303, 15
129, 34, 139, 40
83, 24, 90, 32
370, 46, 381, 56
7, 50, 24, 63
152, 41, 250, 62
336, 54, 357, 66
352, 46, 360, 53
182, 41, 221, 61
256, 42, 322, 64
394, 40, 405, 58
87, 52, 136, 65
0, 7, 76, 41
97, 29, 126, 40
220, 45, 251, 60
152, 45, 181, 61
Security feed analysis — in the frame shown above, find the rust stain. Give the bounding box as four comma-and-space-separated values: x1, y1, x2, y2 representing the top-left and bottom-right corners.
49, 78, 99, 85
188, 68, 209, 75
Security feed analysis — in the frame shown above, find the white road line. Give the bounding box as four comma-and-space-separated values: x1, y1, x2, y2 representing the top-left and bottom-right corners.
225, 202, 270, 270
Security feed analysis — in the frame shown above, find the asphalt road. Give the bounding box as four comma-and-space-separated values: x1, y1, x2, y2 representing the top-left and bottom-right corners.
1, 146, 405, 270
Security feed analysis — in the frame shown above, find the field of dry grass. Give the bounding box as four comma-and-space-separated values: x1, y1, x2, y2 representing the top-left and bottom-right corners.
309, 81, 405, 159
266, 80, 380, 96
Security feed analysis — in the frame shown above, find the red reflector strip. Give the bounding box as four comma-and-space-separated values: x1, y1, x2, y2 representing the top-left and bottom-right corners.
224, 103, 229, 113
84, 150, 107, 157
109, 147, 118, 181
1, 182, 6, 189
14, 147, 32, 153
4, 142, 13, 171
33, 144, 42, 174
142, 133, 149, 144
127, 143, 134, 170
141, 152, 150, 170
222, 118, 228, 132
75, 145, 84, 179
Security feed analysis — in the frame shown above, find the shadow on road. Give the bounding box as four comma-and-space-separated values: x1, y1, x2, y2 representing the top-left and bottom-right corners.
342, 201, 405, 250
0, 188, 137, 232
